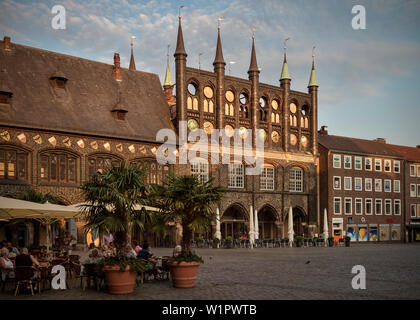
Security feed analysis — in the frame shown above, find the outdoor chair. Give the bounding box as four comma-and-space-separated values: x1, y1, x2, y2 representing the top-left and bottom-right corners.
234, 239, 241, 248
14, 266, 40, 296
1, 269, 15, 293
274, 239, 282, 247
80, 263, 102, 291
254, 239, 261, 248
281, 239, 289, 247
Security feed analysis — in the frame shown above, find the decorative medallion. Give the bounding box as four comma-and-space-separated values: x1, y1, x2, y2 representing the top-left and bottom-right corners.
271, 131, 280, 143
103, 142, 111, 151
203, 86, 214, 99
90, 141, 98, 150
48, 136, 56, 146
290, 134, 297, 146
77, 139, 85, 148
0, 131, 10, 142
17, 133, 26, 144
290, 103, 297, 114
128, 145, 135, 153
63, 137, 71, 147
151, 147, 157, 155
301, 135, 308, 147
203, 121, 214, 135
116, 143, 123, 152
33, 134, 42, 144
224, 124, 234, 137
272, 99, 279, 110
139, 146, 146, 154
187, 119, 199, 131
225, 90, 234, 103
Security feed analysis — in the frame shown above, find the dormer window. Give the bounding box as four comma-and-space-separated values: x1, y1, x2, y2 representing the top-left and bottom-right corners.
113, 110, 127, 121
50, 71, 68, 89
0, 91, 11, 104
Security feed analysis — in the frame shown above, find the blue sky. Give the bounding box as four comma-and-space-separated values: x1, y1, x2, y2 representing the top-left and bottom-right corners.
1, 0, 419, 146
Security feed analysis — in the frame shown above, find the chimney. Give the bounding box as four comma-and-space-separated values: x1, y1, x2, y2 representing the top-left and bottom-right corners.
4, 36, 11, 50
113, 53, 122, 81
318, 125, 328, 135
375, 138, 386, 144
416, 145, 420, 149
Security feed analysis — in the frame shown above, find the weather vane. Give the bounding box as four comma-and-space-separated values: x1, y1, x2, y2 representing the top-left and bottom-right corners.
217, 17, 224, 30
167, 44, 170, 58
130, 35, 136, 47
252, 27, 256, 39
284, 37, 291, 51
179, 5, 184, 19
198, 52, 203, 70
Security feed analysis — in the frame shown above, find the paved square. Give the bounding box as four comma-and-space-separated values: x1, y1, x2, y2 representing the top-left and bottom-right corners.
2, 244, 420, 300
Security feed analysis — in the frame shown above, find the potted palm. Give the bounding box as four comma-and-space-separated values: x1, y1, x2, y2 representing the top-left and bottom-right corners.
225, 236, 233, 248
80, 163, 150, 294
295, 236, 303, 247
152, 175, 224, 288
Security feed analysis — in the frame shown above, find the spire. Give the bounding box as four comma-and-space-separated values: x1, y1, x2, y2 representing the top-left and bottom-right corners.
280, 38, 291, 80
248, 34, 259, 73
213, 18, 225, 66
129, 37, 136, 71
174, 9, 187, 57
164, 45, 173, 86
308, 46, 318, 87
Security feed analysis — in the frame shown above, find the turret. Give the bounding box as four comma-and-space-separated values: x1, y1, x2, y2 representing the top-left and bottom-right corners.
174, 13, 187, 135
280, 39, 291, 151
213, 22, 226, 131
308, 47, 319, 155
248, 35, 260, 149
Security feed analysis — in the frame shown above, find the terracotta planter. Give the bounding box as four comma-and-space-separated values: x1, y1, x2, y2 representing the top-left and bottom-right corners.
103, 265, 136, 294
169, 261, 201, 288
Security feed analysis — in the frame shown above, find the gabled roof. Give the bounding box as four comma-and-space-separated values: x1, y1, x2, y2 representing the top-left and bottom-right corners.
0, 39, 173, 142
386, 144, 420, 162
318, 134, 403, 158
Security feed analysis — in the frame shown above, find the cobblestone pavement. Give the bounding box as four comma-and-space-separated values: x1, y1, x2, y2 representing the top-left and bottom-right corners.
2, 244, 420, 300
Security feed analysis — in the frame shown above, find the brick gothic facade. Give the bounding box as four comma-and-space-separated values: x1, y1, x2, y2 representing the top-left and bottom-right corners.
0, 17, 320, 247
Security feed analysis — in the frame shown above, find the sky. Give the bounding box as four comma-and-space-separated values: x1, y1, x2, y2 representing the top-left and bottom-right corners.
1, 0, 419, 146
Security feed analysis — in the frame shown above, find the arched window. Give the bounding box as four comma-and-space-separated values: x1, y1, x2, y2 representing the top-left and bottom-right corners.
190, 159, 209, 183
187, 82, 199, 111
87, 154, 121, 177
260, 165, 275, 191
0, 146, 28, 182
131, 158, 169, 185
228, 163, 244, 189
289, 167, 303, 192
203, 86, 214, 113
238, 92, 248, 118
40, 150, 78, 183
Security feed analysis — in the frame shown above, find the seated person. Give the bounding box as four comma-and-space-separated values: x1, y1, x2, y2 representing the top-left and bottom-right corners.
132, 241, 141, 254
100, 244, 113, 257
15, 248, 40, 267
83, 249, 103, 264
125, 245, 137, 258
0, 248, 15, 281
6, 242, 19, 255
173, 245, 182, 257
137, 243, 154, 260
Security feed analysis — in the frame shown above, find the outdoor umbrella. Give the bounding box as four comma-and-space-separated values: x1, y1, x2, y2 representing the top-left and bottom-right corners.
215, 207, 221, 241
323, 208, 329, 246
249, 205, 254, 248
254, 209, 259, 240
288, 207, 294, 247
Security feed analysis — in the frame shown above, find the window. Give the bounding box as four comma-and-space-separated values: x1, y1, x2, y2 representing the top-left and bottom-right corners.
289, 168, 303, 192
411, 184, 417, 197
88, 155, 121, 178
365, 199, 372, 215
355, 157, 362, 170
418, 184, 420, 197
344, 177, 352, 190
375, 199, 382, 215
384, 180, 391, 192
260, 166, 275, 191
40, 152, 77, 184
393, 160, 400, 173
203, 86, 214, 113
333, 176, 341, 190
375, 179, 382, 192
190, 161, 209, 183
0, 147, 28, 182
365, 178, 372, 191
411, 204, 417, 218
0, 92, 11, 104
417, 165, 420, 177
410, 165, 416, 177
133, 158, 170, 185
385, 199, 392, 215
365, 158, 372, 171
393, 180, 400, 193
384, 159, 391, 172
355, 198, 362, 215
355, 178, 362, 191
228, 163, 244, 189
344, 155, 352, 169
375, 159, 382, 171
333, 154, 341, 168
418, 205, 420, 218
394, 200, 401, 216
334, 197, 342, 215
344, 198, 352, 215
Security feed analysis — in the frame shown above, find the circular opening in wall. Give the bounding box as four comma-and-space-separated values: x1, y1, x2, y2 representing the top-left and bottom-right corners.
239, 92, 248, 105
302, 105, 309, 116
259, 97, 267, 108
188, 83, 197, 96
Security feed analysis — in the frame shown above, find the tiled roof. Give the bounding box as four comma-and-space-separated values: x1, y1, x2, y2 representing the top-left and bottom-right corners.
318, 134, 403, 158
0, 39, 173, 142
386, 144, 420, 162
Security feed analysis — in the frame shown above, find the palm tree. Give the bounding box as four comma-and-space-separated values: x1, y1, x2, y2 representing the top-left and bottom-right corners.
80, 162, 156, 257
152, 174, 225, 256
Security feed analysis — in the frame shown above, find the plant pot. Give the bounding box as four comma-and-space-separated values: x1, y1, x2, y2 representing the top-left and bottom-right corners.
296, 241, 302, 247
328, 239, 334, 247
169, 261, 201, 288
345, 239, 350, 247
103, 265, 136, 294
